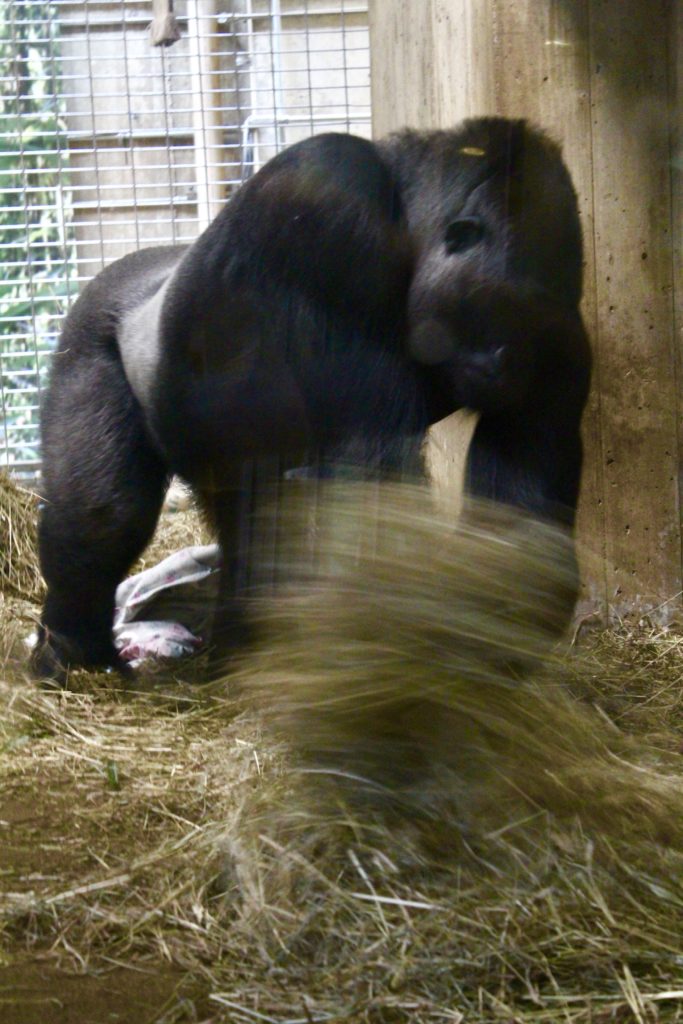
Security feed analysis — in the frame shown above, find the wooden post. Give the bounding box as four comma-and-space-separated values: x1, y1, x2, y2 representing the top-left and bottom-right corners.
187, 0, 225, 231
369, 0, 682, 622
672, 2, 683, 618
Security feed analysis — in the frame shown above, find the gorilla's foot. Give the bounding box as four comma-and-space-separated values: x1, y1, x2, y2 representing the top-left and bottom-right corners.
30, 624, 133, 687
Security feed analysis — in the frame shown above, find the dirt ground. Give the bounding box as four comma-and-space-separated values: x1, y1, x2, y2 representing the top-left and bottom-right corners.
0, 961, 210, 1024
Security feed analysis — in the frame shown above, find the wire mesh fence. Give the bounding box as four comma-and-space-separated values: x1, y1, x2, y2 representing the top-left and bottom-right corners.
0, 0, 371, 476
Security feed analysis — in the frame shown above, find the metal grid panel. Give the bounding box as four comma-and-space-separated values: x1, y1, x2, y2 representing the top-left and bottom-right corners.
0, 0, 370, 475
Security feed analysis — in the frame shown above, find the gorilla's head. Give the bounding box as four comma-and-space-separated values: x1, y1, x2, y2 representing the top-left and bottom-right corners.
380, 118, 583, 415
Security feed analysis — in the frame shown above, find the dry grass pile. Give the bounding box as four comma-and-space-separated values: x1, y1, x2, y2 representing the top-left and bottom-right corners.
0, 471, 42, 603
238, 485, 682, 845
0, 481, 682, 1022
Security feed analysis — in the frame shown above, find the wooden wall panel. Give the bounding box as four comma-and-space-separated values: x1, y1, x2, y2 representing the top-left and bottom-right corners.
369, 0, 682, 621
673, 3, 683, 614
368, 1, 437, 132
587, 1, 680, 619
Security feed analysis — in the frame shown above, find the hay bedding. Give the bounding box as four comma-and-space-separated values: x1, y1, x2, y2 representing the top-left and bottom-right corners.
0, 473, 43, 604
0, 472, 682, 1023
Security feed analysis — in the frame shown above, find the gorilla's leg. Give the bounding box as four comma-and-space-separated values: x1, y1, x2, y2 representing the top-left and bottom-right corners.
33, 341, 169, 681
196, 477, 256, 675
464, 316, 591, 529
465, 410, 583, 528
463, 369, 588, 639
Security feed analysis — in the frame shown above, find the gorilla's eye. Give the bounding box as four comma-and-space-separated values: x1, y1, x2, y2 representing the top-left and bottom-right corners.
444, 217, 484, 254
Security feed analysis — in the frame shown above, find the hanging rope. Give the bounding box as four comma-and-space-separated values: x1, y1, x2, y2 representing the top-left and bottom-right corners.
149, 0, 181, 47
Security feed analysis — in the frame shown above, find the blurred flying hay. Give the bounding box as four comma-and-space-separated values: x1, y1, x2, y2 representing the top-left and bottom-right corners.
235, 481, 683, 845
237, 480, 577, 779
0, 470, 42, 602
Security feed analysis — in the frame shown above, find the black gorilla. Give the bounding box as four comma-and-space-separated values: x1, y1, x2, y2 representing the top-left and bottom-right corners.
32, 118, 591, 681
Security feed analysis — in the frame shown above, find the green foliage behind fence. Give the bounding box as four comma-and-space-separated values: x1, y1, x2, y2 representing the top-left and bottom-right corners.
0, 0, 75, 473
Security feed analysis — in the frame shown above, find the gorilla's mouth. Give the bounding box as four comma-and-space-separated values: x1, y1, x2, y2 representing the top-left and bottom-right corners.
408, 317, 535, 414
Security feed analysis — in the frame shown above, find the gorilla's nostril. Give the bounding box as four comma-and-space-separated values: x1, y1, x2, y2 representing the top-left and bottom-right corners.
468, 345, 507, 380
408, 320, 455, 365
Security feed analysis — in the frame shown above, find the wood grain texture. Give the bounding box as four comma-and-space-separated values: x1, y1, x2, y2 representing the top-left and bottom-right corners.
672, 2, 683, 613
587, 0, 680, 618
369, 0, 437, 132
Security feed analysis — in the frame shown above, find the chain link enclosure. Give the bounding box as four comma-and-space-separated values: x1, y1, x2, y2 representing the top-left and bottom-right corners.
0, 0, 370, 476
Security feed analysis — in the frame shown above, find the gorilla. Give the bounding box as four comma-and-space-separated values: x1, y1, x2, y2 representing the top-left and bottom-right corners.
31, 117, 591, 682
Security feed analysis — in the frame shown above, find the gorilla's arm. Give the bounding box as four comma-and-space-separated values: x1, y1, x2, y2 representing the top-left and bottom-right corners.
465, 311, 591, 526
158, 133, 412, 357
148, 133, 423, 485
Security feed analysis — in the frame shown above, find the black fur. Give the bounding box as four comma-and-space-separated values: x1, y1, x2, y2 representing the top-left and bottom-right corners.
32, 119, 591, 682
